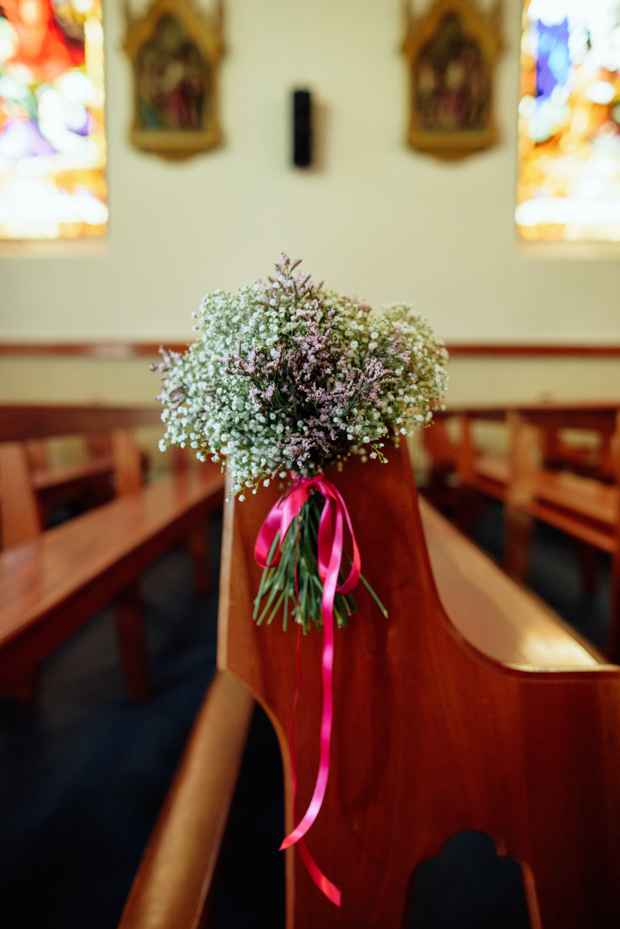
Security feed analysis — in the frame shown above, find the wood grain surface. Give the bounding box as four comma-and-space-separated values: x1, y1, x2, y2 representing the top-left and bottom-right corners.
218, 444, 620, 929
3, 341, 620, 357
419, 497, 603, 670
0, 467, 224, 691
0, 404, 162, 442
118, 670, 254, 929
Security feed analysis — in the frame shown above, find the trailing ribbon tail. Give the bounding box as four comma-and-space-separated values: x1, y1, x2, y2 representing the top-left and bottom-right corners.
286, 627, 342, 907
254, 475, 361, 908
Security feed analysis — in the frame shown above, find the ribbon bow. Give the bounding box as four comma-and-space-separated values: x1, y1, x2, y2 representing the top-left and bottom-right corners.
255, 475, 361, 908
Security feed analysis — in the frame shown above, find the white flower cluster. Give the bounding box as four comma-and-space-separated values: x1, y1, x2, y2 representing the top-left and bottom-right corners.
154, 255, 448, 498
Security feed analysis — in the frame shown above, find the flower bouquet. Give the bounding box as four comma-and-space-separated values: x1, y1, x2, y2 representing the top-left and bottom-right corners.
154, 254, 448, 904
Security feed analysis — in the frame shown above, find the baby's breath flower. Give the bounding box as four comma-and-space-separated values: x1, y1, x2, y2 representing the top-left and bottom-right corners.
153, 254, 448, 498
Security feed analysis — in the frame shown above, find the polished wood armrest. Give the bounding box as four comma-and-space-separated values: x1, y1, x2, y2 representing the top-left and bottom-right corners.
419, 497, 605, 670
118, 670, 255, 929
0, 468, 225, 691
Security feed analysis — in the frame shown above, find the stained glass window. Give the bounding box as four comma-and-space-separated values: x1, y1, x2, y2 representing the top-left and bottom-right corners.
517, 0, 620, 242
0, 0, 106, 240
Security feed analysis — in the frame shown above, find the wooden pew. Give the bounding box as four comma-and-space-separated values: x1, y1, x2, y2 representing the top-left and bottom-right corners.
428, 405, 620, 650
432, 402, 620, 503
0, 404, 162, 548
501, 409, 620, 656
0, 404, 225, 700
119, 446, 619, 929
25, 433, 115, 523
24, 433, 148, 529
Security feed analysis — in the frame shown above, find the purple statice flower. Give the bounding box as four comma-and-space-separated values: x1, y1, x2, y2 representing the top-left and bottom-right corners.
153, 254, 448, 497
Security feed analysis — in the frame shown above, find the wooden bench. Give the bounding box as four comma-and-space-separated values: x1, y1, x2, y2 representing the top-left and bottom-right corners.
425, 403, 619, 508
0, 404, 225, 700
449, 402, 620, 490
118, 448, 614, 929
427, 404, 620, 655
0, 404, 162, 548
23, 434, 114, 524
501, 409, 620, 656
22, 432, 150, 531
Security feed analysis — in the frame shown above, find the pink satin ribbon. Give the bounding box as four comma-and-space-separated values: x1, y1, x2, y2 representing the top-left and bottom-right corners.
255, 475, 361, 908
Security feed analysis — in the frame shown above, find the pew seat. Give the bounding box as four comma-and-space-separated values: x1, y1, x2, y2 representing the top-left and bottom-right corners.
0, 467, 224, 699
467, 456, 617, 552
531, 469, 617, 537
425, 408, 620, 655
419, 497, 602, 669
118, 491, 604, 929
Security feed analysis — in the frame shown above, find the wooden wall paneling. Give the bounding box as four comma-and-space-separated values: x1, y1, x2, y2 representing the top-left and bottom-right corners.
445, 344, 620, 357
218, 443, 620, 929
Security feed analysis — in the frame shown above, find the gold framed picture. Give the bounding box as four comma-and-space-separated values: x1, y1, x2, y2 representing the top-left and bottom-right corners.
402, 0, 502, 160
124, 0, 224, 160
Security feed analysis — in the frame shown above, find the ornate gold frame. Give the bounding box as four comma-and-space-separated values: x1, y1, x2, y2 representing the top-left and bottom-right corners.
124, 0, 224, 160
402, 0, 502, 161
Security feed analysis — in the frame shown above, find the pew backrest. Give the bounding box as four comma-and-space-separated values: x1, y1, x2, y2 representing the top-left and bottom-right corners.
217, 442, 620, 929
0, 404, 162, 549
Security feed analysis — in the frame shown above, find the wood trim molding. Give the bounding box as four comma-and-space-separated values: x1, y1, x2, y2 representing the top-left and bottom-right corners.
0, 404, 162, 441
445, 344, 620, 356
1, 342, 620, 358
0, 343, 187, 358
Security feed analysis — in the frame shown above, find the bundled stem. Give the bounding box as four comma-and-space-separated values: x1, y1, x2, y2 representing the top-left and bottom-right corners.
253, 491, 387, 633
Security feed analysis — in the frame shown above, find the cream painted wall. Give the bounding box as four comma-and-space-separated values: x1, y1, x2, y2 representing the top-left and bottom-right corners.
1, 0, 620, 342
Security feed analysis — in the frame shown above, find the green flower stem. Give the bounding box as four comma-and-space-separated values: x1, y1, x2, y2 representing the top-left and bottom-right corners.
253, 491, 388, 633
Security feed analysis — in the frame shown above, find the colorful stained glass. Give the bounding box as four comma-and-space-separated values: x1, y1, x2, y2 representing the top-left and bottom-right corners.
517, 0, 620, 241
0, 0, 106, 240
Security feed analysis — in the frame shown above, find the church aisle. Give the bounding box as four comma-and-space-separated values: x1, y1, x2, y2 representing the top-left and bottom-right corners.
0, 521, 222, 929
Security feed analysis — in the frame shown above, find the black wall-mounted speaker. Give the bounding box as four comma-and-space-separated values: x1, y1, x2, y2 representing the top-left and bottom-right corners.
292, 89, 312, 168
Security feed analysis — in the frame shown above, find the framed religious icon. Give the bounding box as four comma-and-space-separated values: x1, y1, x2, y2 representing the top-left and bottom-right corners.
402, 0, 502, 160
124, 0, 224, 160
